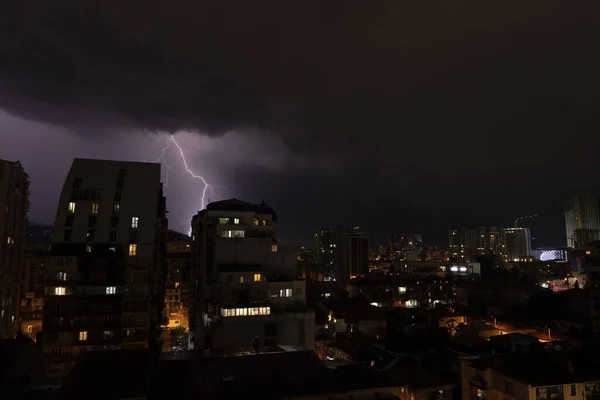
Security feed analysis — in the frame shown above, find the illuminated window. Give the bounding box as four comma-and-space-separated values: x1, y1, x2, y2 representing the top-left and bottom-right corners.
6, 236, 10, 244
254, 218, 259, 226
218, 217, 229, 224
233, 218, 240, 224
398, 286, 407, 294
131, 217, 139, 228
86, 245, 92, 253
175, 282, 180, 288
239, 276, 244, 283
129, 244, 137, 256
262, 220, 267, 226
55, 287, 66, 296
271, 245, 278, 252
106, 286, 116, 295
586, 250, 592, 255
57, 272, 67, 281
79, 331, 88, 341
221, 230, 245, 238
253, 273, 261, 282
112, 204, 120, 215
91, 203, 99, 214
68, 202, 76, 214
279, 288, 292, 297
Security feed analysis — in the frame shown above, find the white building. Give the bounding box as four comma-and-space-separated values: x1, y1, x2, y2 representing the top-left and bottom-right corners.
190, 198, 314, 350
41, 158, 167, 378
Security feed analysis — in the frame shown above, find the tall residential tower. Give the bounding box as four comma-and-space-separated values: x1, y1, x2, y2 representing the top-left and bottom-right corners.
40, 159, 167, 378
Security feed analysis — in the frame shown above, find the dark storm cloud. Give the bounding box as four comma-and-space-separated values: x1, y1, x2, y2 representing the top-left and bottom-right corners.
2, 1, 600, 245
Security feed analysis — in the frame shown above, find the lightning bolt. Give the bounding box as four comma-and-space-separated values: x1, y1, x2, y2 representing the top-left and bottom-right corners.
151, 133, 216, 235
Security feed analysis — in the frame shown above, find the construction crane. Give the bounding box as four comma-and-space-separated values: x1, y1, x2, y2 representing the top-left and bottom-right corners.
514, 214, 538, 228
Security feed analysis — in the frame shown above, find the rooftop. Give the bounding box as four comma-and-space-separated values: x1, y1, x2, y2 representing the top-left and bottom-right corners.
205, 198, 278, 221
469, 347, 600, 387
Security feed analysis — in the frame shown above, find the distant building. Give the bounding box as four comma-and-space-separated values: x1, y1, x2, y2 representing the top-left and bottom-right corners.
386, 233, 423, 261
500, 227, 532, 262
40, 159, 167, 379
0, 160, 29, 339
189, 198, 313, 351
565, 195, 600, 248
296, 247, 313, 279
448, 226, 499, 263
19, 242, 50, 341
314, 226, 369, 281
165, 231, 191, 329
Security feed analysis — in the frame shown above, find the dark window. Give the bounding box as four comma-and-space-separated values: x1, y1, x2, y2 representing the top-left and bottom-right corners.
111, 216, 119, 228
73, 178, 82, 189
109, 230, 117, 242
264, 338, 277, 347
571, 385, 576, 396
118, 169, 127, 179
112, 204, 120, 216
116, 179, 124, 190
70, 189, 78, 201
88, 216, 97, 227
86, 229, 95, 241
129, 230, 138, 242
64, 229, 72, 241
227, 275, 233, 283
114, 191, 122, 202
65, 215, 74, 227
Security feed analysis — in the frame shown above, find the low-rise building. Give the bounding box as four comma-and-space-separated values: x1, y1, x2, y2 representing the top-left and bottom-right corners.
460, 348, 600, 400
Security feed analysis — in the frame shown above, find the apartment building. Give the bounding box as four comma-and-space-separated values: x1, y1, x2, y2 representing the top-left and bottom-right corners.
189, 198, 314, 350
165, 231, 191, 329
40, 159, 167, 378
0, 160, 29, 339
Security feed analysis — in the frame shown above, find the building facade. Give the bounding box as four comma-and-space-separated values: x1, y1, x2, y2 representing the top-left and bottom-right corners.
0, 160, 29, 339
19, 243, 50, 340
164, 231, 191, 329
40, 159, 167, 378
189, 198, 314, 351
448, 226, 499, 263
500, 227, 532, 262
565, 195, 600, 248
314, 226, 369, 281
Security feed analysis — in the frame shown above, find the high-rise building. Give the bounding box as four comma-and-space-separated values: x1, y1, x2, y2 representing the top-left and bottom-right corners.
314, 226, 369, 281
341, 231, 369, 281
0, 160, 29, 339
189, 198, 314, 351
500, 227, 532, 262
448, 226, 499, 262
40, 159, 167, 378
565, 195, 600, 248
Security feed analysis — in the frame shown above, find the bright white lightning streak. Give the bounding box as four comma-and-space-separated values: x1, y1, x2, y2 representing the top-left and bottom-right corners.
152, 134, 215, 235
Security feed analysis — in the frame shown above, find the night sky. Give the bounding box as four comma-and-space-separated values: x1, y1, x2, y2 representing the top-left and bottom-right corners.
1, 2, 600, 247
